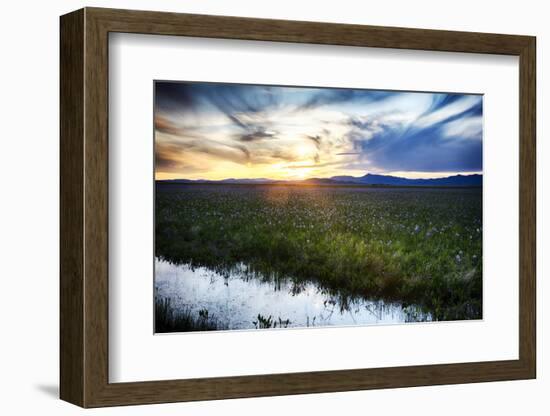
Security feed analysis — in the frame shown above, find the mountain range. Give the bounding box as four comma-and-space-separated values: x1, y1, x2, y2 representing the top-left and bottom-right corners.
158, 173, 482, 187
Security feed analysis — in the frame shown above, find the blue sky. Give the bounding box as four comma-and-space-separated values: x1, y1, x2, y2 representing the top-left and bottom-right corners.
154, 81, 482, 180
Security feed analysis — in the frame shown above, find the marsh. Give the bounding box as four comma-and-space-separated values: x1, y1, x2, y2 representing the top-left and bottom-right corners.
154, 184, 482, 332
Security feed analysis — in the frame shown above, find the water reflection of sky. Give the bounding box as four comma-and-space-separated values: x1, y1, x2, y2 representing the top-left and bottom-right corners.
155, 258, 432, 332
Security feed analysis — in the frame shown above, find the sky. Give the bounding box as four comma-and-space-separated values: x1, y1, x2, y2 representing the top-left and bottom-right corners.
154, 81, 483, 180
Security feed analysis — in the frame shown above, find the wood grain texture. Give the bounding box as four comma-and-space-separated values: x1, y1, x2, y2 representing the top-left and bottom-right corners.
83, 10, 110, 406
59, 8, 84, 407
518, 38, 537, 376
59, 7, 537, 408
88, 7, 532, 54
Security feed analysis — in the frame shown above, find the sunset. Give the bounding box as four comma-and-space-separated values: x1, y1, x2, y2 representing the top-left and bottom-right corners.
154, 80, 483, 332
154, 82, 482, 181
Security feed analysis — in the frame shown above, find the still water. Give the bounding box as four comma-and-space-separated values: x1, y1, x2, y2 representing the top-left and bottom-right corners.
155, 258, 431, 331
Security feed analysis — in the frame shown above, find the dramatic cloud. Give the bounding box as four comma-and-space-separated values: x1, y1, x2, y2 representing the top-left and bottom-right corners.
238, 127, 278, 143
296, 89, 395, 111
154, 81, 483, 180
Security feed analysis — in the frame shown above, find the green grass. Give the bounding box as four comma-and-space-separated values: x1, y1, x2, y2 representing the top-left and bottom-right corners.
155, 184, 482, 321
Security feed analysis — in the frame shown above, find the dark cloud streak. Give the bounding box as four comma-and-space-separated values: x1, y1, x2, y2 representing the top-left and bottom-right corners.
238, 128, 277, 143
296, 89, 393, 111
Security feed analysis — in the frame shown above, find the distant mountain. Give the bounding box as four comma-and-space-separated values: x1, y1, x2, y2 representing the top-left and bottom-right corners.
218, 178, 274, 184
156, 177, 272, 184
158, 173, 482, 187
328, 173, 482, 187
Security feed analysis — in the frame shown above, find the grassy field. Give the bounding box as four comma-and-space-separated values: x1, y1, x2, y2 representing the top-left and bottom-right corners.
155, 183, 482, 322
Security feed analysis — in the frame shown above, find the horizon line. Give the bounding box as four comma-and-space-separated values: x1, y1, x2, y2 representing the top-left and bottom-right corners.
156, 172, 483, 182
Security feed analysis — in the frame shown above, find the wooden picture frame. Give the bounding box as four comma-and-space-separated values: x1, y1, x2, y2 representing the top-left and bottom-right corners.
60, 7, 536, 408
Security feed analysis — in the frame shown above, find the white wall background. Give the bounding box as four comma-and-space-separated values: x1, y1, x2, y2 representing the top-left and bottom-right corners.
0, 0, 546, 414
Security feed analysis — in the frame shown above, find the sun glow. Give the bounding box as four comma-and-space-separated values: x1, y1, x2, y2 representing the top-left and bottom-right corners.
294, 143, 313, 159
154, 82, 483, 181
286, 167, 314, 180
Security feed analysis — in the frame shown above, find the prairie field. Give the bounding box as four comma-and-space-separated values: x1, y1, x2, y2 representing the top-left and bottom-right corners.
154, 183, 482, 332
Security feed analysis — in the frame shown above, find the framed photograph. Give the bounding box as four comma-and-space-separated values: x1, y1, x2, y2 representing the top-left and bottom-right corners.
60, 7, 536, 407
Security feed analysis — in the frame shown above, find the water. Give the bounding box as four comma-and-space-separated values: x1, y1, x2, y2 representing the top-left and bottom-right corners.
155, 258, 432, 331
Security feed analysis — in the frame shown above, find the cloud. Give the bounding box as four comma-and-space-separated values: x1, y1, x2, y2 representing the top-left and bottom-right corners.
287, 161, 344, 169
443, 116, 483, 139
238, 128, 277, 142
296, 89, 393, 111
155, 82, 483, 179
305, 134, 322, 149
348, 97, 483, 172
414, 94, 482, 128
155, 133, 251, 169
155, 82, 198, 113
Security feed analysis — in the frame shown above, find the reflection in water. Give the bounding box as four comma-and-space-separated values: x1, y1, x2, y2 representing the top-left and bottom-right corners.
155, 258, 432, 331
